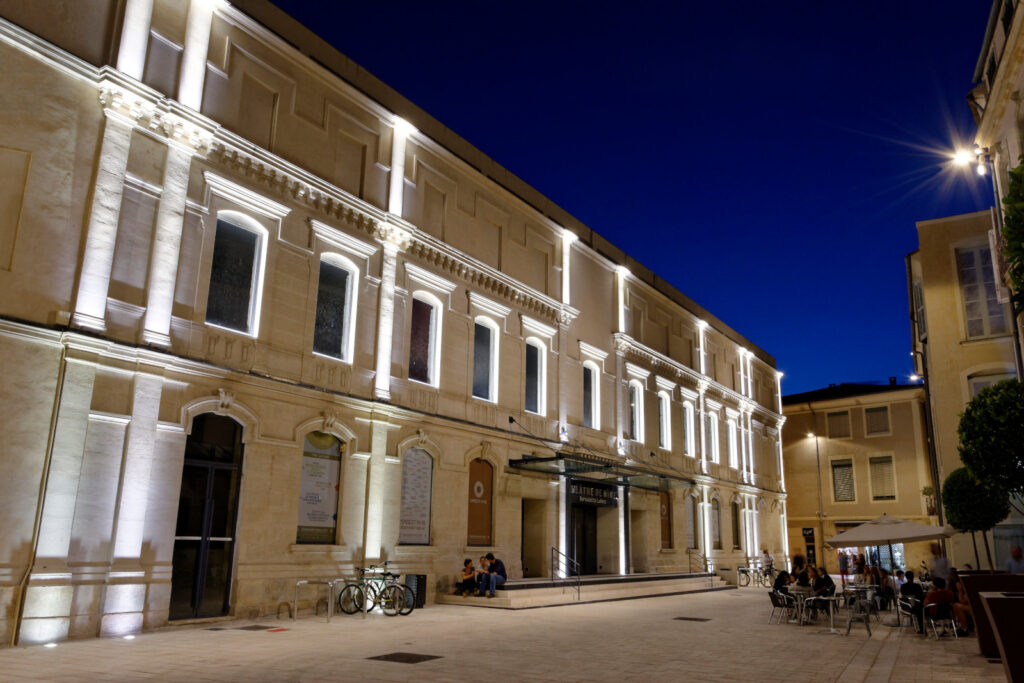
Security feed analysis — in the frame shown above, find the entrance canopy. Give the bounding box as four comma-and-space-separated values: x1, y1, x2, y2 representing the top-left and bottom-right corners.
825, 515, 955, 546
508, 451, 693, 491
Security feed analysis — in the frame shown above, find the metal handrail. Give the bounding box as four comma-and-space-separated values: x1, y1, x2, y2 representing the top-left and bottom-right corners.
292, 578, 340, 623
687, 548, 709, 573
550, 547, 581, 601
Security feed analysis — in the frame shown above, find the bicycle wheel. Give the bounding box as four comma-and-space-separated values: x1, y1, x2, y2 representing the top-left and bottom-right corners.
398, 585, 415, 615
338, 584, 364, 614
380, 584, 403, 616
738, 570, 750, 587
364, 581, 381, 612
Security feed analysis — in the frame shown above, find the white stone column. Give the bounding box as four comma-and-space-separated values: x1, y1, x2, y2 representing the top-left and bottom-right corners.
561, 229, 576, 305
746, 414, 756, 486
780, 500, 791, 568
697, 382, 708, 474
373, 240, 400, 400
388, 118, 415, 217
142, 143, 193, 346
615, 266, 628, 333
360, 419, 395, 562
116, 0, 154, 80
557, 478, 567, 576
19, 355, 97, 645
618, 485, 627, 574
73, 110, 135, 332
102, 371, 163, 637
178, 0, 215, 111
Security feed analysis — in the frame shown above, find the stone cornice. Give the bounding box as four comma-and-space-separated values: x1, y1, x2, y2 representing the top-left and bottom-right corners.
613, 333, 783, 425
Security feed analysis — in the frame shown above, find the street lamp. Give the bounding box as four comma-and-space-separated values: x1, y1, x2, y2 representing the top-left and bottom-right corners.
807, 431, 826, 571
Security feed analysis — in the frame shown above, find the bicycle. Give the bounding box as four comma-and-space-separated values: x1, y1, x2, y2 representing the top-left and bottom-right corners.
338, 563, 405, 616
738, 564, 776, 588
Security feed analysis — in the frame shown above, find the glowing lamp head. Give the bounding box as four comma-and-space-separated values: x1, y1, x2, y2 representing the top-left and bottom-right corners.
909, 374, 921, 382
807, 432, 815, 439
953, 149, 972, 166
977, 163, 987, 176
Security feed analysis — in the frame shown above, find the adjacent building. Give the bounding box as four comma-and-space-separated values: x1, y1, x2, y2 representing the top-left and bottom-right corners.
782, 382, 936, 573
907, 210, 1021, 568
0, 0, 786, 644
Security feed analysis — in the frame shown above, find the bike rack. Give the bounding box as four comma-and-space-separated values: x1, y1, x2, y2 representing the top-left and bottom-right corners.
292, 579, 341, 623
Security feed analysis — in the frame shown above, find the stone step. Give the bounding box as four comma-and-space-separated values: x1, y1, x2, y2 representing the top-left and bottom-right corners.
436, 574, 734, 609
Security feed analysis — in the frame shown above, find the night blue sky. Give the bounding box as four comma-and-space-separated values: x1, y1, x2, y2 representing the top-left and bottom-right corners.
275, 1, 995, 394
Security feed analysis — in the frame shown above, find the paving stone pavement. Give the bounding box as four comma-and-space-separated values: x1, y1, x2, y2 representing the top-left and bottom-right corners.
0, 589, 1006, 682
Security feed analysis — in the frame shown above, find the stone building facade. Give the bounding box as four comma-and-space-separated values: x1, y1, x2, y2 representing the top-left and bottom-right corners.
907, 210, 1021, 569
0, 0, 786, 644
782, 383, 936, 574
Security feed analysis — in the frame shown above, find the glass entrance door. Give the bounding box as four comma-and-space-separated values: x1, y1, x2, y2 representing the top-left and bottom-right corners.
169, 415, 243, 620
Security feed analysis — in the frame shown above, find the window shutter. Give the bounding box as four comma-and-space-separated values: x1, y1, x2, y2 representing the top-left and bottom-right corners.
869, 456, 895, 500
865, 407, 889, 435
831, 459, 855, 501
827, 411, 850, 438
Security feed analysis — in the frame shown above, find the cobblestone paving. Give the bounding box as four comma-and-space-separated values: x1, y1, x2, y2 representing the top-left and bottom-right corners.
0, 589, 1006, 681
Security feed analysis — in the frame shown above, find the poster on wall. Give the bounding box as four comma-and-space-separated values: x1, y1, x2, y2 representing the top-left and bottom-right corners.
296, 431, 342, 544
399, 448, 433, 545
467, 459, 493, 546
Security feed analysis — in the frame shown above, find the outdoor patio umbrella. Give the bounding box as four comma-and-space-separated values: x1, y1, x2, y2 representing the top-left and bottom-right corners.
826, 515, 956, 573
825, 515, 956, 546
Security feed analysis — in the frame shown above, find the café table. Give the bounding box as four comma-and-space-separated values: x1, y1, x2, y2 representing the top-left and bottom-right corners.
816, 595, 844, 635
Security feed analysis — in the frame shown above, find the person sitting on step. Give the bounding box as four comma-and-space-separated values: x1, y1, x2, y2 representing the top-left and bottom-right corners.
478, 552, 507, 598
456, 558, 477, 596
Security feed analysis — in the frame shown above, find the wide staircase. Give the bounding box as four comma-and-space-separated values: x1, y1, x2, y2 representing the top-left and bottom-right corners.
437, 549, 733, 609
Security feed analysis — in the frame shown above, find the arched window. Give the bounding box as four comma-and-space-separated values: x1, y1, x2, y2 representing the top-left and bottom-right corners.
731, 500, 742, 551
657, 391, 671, 449
472, 317, 499, 401
398, 448, 433, 545
524, 338, 546, 415
686, 494, 698, 549
296, 431, 343, 544
683, 401, 695, 457
313, 254, 358, 361
409, 291, 442, 386
582, 361, 600, 429
467, 458, 493, 546
628, 379, 644, 442
205, 211, 268, 335
711, 498, 722, 550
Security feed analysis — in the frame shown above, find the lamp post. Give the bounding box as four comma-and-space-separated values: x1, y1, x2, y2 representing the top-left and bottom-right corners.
807, 430, 826, 571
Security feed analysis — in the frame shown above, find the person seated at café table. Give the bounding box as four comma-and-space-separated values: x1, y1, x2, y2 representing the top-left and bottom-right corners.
952, 572, 973, 635
772, 570, 791, 595
791, 555, 811, 587
894, 570, 906, 589
900, 570, 925, 634
922, 576, 957, 635
806, 566, 836, 619
877, 567, 894, 610
455, 558, 478, 596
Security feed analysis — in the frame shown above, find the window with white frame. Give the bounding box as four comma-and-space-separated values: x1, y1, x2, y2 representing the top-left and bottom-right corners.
683, 402, 695, 457
727, 419, 738, 468
313, 254, 358, 361
472, 318, 498, 401
956, 246, 1009, 339
864, 406, 890, 436
409, 292, 442, 386
206, 215, 266, 334
831, 458, 855, 502
707, 411, 719, 463
869, 455, 896, 501
711, 498, 722, 550
628, 380, 644, 442
524, 338, 546, 415
582, 361, 600, 429
657, 391, 671, 449
968, 371, 1016, 397
827, 411, 851, 439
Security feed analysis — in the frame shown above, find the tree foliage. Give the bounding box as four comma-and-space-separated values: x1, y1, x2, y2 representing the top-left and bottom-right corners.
942, 467, 1010, 533
958, 379, 1024, 499
1002, 160, 1024, 315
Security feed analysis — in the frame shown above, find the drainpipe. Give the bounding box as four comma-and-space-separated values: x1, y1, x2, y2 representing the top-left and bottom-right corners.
11, 340, 69, 646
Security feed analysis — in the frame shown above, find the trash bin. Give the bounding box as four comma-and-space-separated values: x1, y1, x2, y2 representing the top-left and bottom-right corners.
405, 574, 427, 608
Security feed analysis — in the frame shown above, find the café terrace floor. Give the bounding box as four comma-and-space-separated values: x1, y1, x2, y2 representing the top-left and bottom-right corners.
0, 586, 1005, 682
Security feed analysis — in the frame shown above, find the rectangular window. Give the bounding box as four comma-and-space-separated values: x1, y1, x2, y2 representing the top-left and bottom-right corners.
869, 456, 895, 501
628, 384, 639, 440
408, 297, 434, 384
296, 431, 342, 544
206, 219, 259, 332
707, 412, 719, 463
683, 403, 695, 457
913, 280, 927, 341
831, 459, 855, 502
957, 246, 1008, 339
658, 393, 670, 449
525, 343, 540, 414
583, 365, 595, 428
727, 420, 738, 468
472, 323, 492, 400
827, 411, 851, 439
864, 406, 889, 436
313, 262, 350, 359
969, 372, 1015, 397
